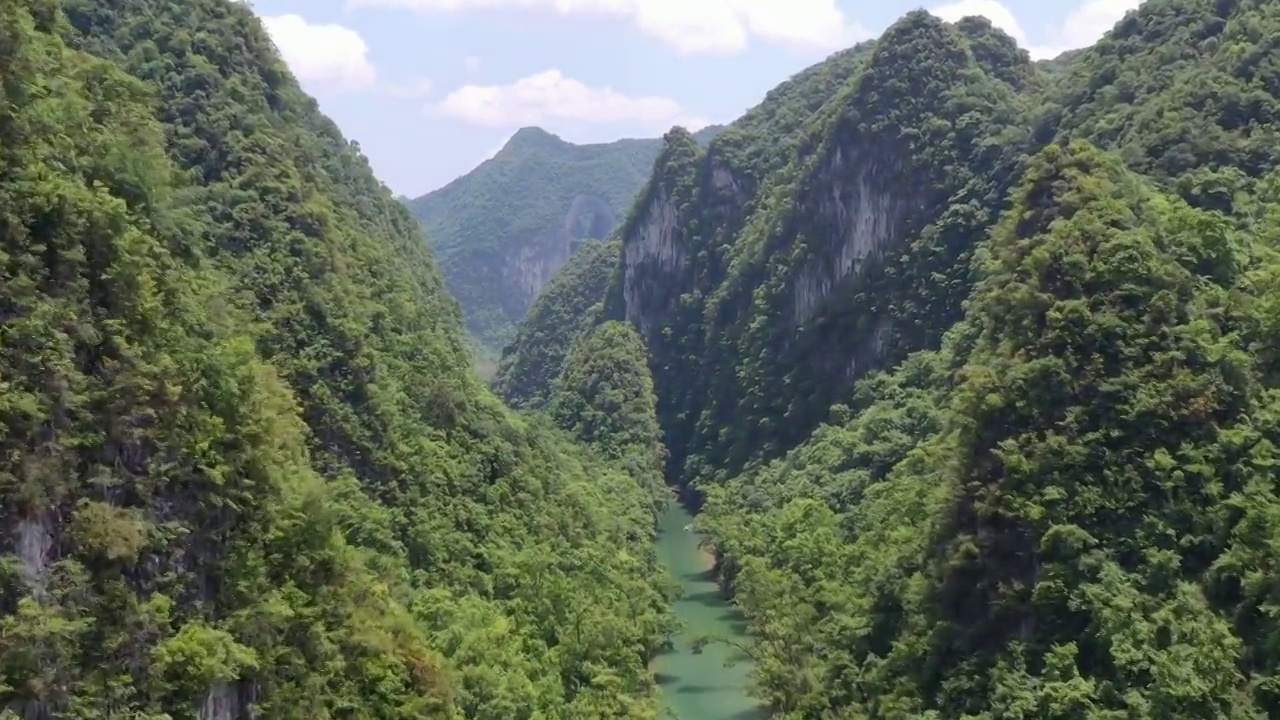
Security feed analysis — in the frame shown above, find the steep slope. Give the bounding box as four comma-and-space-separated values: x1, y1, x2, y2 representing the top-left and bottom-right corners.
704, 140, 1280, 717
549, 321, 666, 499
594, 12, 1033, 487
407, 125, 721, 350
494, 238, 620, 410
1, 1, 674, 718
0, 5, 450, 717
499, 0, 1280, 717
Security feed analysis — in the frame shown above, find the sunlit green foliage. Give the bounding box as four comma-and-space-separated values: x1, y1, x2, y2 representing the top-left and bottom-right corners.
0, 4, 451, 716
510, 0, 1280, 717
1047, 0, 1280, 195
1, 0, 673, 717
702, 140, 1280, 717
550, 322, 665, 498
14, 0, 1280, 715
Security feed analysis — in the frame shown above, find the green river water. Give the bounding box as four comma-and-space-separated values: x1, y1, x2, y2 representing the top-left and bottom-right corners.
653, 501, 766, 720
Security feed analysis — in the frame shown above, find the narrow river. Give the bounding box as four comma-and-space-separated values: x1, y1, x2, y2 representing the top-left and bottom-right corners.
653, 500, 766, 720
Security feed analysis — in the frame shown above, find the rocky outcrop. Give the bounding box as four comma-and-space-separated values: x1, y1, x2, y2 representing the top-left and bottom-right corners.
622, 186, 685, 340
507, 193, 618, 317
791, 147, 916, 324
199, 682, 256, 720
595, 11, 1032, 485
15, 512, 53, 597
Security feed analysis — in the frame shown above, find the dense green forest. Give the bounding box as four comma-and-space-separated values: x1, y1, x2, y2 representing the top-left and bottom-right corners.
0, 1, 673, 718
405, 125, 720, 351
501, 0, 1280, 716
549, 322, 666, 501
12, 0, 1280, 717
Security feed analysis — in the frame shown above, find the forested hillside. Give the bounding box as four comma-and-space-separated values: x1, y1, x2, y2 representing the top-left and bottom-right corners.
0, 1, 672, 718
549, 321, 666, 502
502, 0, 1280, 716
405, 125, 720, 351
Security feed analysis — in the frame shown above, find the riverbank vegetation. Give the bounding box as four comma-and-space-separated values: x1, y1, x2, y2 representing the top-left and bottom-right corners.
505, 0, 1280, 717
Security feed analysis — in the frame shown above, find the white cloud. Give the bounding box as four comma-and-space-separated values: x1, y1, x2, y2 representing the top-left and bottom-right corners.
261, 14, 377, 90
930, 1, 1029, 46
260, 13, 434, 100
680, 116, 712, 132
346, 0, 866, 55
1052, 0, 1146, 51
930, 0, 1146, 60
435, 70, 701, 129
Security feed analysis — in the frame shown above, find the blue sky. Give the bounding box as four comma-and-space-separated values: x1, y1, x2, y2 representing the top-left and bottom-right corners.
245, 0, 1145, 198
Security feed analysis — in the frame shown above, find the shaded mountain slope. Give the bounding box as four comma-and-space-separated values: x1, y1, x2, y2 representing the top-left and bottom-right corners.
584, 11, 1034, 485
494, 238, 620, 410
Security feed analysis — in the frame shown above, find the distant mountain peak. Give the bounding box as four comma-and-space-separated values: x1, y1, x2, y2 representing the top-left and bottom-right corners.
406, 125, 723, 351
511, 125, 555, 139
504, 126, 565, 151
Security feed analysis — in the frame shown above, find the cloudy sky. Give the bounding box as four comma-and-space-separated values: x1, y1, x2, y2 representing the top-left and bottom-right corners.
245, 0, 1145, 198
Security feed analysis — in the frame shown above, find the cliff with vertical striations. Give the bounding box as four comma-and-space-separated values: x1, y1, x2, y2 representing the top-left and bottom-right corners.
503, 1, 1280, 716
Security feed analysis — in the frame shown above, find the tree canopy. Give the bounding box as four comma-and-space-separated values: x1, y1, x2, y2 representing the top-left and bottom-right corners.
506, 0, 1280, 716
1, 1, 674, 717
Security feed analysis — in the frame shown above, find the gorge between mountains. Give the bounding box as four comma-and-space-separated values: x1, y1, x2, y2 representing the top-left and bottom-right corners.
8, 0, 1280, 719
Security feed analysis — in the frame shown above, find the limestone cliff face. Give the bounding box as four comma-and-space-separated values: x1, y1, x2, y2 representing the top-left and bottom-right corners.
507, 193, 618, 319
494, 240, 621, 410
622, 174, 687, 341
613, 131, 754, 356
775, 139, 925, 406
15, 513, 52, 598
598, 11, 1031, 486
791, 146, 919, 325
